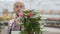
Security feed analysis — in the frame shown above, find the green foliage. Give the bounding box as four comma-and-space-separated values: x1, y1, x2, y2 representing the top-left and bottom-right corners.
19, 10, 42, 34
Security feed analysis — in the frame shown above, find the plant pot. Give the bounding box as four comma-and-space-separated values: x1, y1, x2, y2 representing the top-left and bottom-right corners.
27, 31, 34, 34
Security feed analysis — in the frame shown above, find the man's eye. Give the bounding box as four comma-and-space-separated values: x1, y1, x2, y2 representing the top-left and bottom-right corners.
16, 6, 19, 8
20, 6, 22, 8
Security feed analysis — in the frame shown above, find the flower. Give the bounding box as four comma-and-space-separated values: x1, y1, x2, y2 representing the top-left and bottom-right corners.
19, 12, 24, 17
29, 11, 33, 17
19, 10, 42, 34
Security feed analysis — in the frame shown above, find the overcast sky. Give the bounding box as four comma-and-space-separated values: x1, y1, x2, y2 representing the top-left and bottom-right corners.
0, 0, 60, 16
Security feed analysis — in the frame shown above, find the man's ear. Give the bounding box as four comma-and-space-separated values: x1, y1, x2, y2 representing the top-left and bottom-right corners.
23, 7, 25, 9
13, 8, 16, 12
13, 8, 14, 10
23, 5, 25, 9
13, 8, 15, 11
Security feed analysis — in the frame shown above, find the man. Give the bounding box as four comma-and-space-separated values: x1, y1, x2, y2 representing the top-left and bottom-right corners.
8, 1, 25, 34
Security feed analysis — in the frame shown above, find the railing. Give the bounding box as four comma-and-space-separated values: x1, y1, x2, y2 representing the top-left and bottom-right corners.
44, 20, 60, 28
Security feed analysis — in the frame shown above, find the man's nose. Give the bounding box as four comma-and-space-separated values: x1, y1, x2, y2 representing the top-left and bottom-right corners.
18, 7, 21, 10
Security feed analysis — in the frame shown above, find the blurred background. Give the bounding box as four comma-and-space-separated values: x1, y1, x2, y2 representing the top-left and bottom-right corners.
0, 0, 60, 34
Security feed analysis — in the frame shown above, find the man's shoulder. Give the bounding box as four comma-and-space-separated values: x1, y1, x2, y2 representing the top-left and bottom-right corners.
9, 19, 15, 23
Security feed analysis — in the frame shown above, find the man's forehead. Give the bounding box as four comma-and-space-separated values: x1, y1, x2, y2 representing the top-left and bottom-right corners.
14, 2, 24, 6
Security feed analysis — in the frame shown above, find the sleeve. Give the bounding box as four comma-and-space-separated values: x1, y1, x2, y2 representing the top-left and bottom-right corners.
8, 19, 14, 34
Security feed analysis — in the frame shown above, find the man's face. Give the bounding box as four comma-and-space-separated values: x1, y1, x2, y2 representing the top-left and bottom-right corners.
14, 2, 25, 15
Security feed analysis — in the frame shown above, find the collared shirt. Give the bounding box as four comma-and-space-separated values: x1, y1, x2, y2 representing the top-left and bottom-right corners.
8, 17, 22, 33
